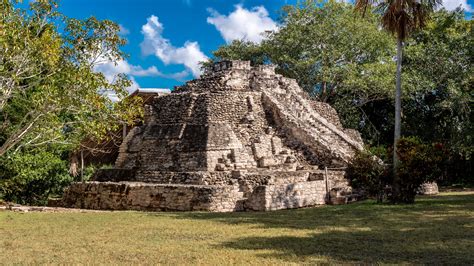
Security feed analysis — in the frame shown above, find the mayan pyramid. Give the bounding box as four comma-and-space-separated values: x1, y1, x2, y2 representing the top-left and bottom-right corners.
61, 60, 364, 212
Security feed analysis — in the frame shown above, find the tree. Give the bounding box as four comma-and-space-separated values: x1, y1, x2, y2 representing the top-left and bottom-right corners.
211, 0, 396, 143
346, 149, 388, 202
402, 10, 473, 185
0, 147, 72, 204
354, 0, 441, 201
0, 0, 142, 157
403, 9, 472, 152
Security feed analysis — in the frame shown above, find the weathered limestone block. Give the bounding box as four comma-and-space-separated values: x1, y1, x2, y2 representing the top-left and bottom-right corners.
246, 180, 327, 211
252, 142, 271, 160
258, 157, 278, 168
62, 182, 245, 212
310, 101, 344, 130
271, 136, 283, 155
419, 182, 439, 195
344, 129, 364, 146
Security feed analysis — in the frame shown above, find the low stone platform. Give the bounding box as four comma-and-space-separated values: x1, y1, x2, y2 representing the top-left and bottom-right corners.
61, 169, 346, 212
62, 182, 245, 212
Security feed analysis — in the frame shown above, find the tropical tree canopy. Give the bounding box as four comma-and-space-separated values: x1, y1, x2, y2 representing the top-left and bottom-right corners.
0, 0, 143, 157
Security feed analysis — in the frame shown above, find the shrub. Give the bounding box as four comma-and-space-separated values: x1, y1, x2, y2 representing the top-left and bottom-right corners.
391, 137, 444, 203
0, 149, 72, 205
347, 138, 446, 204
346, 150, 388, 202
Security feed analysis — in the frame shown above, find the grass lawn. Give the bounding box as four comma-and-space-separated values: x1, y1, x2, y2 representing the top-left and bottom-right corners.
1, 192, 473, 264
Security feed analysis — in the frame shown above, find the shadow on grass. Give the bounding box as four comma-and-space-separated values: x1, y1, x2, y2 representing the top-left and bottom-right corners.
154, 193, 474, 264
217, 215, 473, 264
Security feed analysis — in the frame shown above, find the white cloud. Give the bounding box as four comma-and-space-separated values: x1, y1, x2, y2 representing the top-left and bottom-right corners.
140, 15, 208, 77
118, 24, 130, 36
441, 0, 473, 11
94, 59, 188, 102
95, 59, 189, 85
94, 60, 141, 94
207, 5, 279, 44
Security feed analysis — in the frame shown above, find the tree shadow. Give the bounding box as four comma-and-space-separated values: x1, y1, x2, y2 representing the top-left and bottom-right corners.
156, 193, 474, 264
219, 216, 473, 264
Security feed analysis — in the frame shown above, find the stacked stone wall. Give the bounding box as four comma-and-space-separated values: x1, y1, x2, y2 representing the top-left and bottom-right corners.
63, 174, 342, 212
310, 101, 343, 130
261, 82, 363, 166
62, 182, 245, 212
246, 180, 327, 211
149, 93, 207, 124
136, 171, 236, 185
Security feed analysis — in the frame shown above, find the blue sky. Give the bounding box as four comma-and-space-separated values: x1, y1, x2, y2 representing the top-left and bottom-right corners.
53, 0, 472, 91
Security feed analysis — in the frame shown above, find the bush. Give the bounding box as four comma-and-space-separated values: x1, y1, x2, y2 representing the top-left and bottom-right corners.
79, 164, 114, 182
346, 149, 389, 202
391, 137, 445, 203
0, 149, 72, 205
437, 149, 473, 188
347, 138, 446, 204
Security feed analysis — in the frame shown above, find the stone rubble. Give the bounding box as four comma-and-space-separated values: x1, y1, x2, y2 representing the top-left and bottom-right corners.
419, 182, 439, 195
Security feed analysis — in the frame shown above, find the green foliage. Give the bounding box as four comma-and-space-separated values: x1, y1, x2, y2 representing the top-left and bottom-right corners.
403, 10, 473, 155
0, 148, 72, 204
271, 1, 395, 99
0, 0, 143, 156
368, 145, 391, 162
346, 150, 388, 201
0, 0, 143, 204
355, 0, 441, 41
347, 137, 447, 203
391, 137, 445, 203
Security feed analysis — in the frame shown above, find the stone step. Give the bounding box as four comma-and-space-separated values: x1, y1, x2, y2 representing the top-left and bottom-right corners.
328, 194, 363, 205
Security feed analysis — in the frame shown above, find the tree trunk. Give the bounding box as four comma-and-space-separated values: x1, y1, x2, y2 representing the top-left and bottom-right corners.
0, 113, 42, 157
392, 38, 403, 200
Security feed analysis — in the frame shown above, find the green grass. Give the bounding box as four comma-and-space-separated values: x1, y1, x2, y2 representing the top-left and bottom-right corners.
1, 192, 473, 264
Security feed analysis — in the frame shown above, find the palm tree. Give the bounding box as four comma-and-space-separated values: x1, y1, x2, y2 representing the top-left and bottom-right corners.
354, 0, 441, 200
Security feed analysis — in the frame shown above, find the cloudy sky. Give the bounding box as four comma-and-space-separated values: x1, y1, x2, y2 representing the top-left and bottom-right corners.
56, 0, 473, 91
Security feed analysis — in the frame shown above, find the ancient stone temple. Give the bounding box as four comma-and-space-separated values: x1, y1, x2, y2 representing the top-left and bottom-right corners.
61, 60, 365, 212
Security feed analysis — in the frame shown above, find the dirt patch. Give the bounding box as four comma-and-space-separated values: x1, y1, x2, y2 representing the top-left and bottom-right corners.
439, 186, 474, 193
0, 204, 111, 213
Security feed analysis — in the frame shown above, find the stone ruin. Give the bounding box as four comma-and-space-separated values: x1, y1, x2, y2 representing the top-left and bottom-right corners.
61, 60, 365, 212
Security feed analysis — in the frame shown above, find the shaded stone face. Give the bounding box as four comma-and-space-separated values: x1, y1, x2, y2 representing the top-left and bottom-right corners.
62, 60, 364, 212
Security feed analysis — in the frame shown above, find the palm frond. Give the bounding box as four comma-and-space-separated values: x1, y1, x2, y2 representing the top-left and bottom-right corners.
355, 0, 381, 16
360, 0, 439, 40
